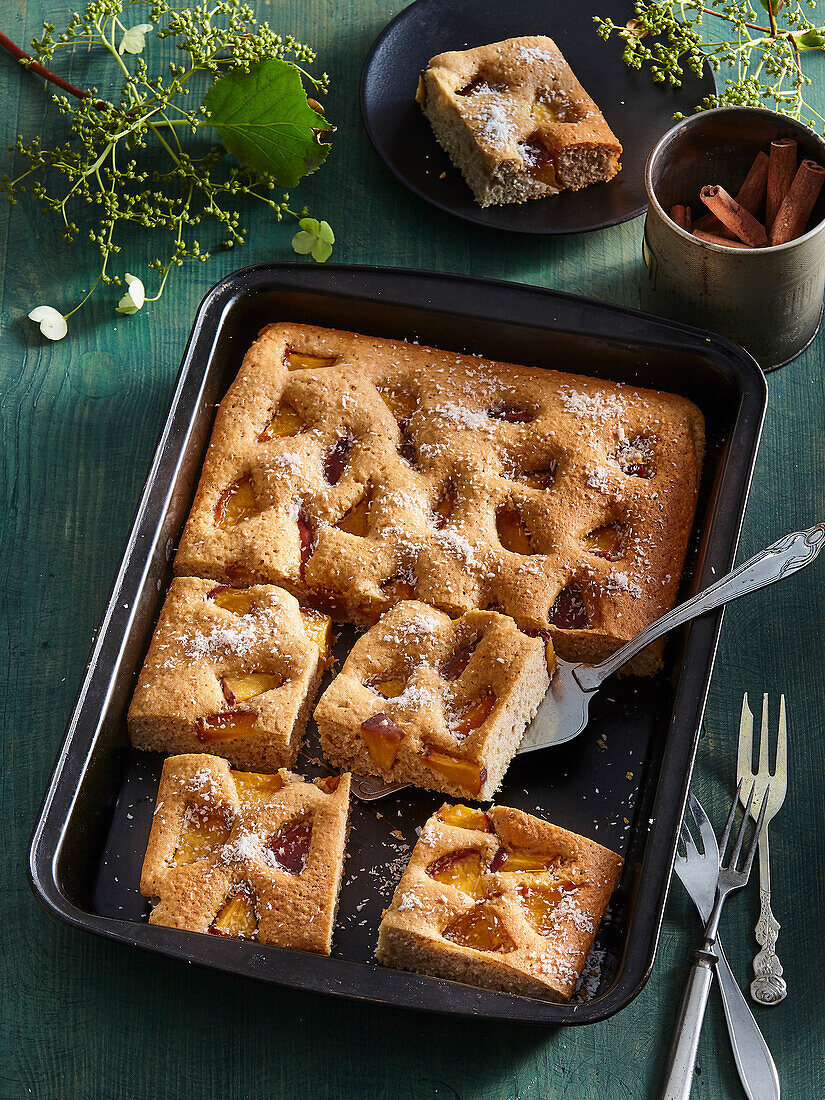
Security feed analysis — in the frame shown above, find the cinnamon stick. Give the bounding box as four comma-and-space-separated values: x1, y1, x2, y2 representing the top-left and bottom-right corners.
692, 228, 753, 249
737, 150, 770, 215
692, 152, 767, 236
769, 159, 825, 245
699, 185, 768, 247
766, 139, 797, 230
691, 212, 736, 239
670, 204, 691, 231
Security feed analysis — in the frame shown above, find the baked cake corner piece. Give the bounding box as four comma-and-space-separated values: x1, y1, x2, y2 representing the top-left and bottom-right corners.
314, 600, 552, 801
416, 35, 622, 207
376, 802, 623, 1001
141, 753, 351, 955
127, 577, 332, 771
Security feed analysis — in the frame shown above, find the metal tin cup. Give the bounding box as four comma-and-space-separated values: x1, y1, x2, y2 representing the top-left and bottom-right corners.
642, 106, 825, 370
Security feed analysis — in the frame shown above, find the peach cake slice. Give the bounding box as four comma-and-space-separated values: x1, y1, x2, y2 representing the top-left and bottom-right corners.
140, 754, 350, 954
128, 577, 332, 771
313, 600, 551, 801
416, 36, 622, 207
376, 802, 623, 1001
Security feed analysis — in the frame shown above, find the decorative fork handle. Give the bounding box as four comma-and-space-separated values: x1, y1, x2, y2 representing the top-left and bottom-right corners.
578, 524, 825, 690
752, 831, 787, 1005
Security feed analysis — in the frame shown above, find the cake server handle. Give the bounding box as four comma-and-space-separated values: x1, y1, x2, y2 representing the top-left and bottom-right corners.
575, 523, 825, 691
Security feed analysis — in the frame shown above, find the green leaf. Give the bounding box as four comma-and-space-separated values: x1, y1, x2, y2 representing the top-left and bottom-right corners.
291, 230, 316, 254
795, 27, 825, 51
203, 58, 333, 186
311, 238, 332, 262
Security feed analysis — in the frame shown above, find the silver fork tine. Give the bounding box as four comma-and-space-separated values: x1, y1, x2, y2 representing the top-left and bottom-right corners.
758, 693, 771, 774
719, 778, 743, 856
689, 791, 718, 861
680, 821, 698, 859
774, 694, 787, 788
737, 693, 754, 783
744, 787, 771, 877
727, 782, 755, 869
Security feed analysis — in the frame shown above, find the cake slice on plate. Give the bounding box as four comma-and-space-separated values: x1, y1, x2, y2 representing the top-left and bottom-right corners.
416, 35, 622, 207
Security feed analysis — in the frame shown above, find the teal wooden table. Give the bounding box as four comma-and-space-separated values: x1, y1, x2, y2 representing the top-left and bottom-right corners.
2, 2, 823, 1097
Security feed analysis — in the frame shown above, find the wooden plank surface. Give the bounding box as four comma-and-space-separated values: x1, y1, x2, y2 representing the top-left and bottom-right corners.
1, 2, 823, 1097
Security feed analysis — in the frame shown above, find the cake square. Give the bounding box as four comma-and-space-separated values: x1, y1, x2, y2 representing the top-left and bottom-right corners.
314, 601, 551, 800
174, 321, 704, 672
416, 36, 622, 207
140, 754, 350, 954
376, 802, 623, 1001
128, 577, 332, 770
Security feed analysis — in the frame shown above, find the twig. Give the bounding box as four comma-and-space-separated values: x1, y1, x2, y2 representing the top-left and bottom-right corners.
0, 31, 104, 108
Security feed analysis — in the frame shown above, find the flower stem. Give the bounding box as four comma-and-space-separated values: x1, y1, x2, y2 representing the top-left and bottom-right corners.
0, 30, 105, 108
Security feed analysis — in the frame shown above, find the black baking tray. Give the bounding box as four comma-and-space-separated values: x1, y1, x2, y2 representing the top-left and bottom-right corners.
28, 264, 766, 1025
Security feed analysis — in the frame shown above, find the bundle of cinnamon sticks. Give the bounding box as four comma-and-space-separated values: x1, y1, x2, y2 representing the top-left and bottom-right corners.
669, 138, 825, 249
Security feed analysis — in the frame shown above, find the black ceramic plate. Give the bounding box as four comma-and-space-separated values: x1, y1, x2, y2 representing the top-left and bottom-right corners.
360, 0, 716, 234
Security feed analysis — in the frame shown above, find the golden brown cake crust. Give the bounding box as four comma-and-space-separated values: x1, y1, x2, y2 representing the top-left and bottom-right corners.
376, 802, 623, 1001
314, 601, 551, 800
175, 322, 704, 670
141, 754, 350, 955
127, 577, 327, 770
417, 36, 622, 206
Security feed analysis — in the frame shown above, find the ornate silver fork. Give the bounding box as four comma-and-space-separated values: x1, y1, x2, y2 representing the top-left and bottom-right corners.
673, 792, 780, 1100
737, 693, 788, 1005
660, 781, 770, 1100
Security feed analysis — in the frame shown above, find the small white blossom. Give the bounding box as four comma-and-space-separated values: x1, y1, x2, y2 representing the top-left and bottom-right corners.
28, 306, 68, 341
119, 23, 153, 55
116, 273, 145, 315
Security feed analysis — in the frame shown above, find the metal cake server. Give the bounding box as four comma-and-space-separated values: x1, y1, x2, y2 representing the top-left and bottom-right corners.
352, 523, 823, 801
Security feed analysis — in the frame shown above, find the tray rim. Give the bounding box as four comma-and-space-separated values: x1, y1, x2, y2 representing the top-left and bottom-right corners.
27, 262, 767, 1025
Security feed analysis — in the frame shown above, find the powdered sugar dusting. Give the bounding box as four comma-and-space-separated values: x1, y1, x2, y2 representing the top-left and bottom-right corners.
432, 402, 490, 430
514, 45, 554, 65
220, 832, 260, 864
436, 530, 479, 567
476, 99, 517, 148
606, 571, 642, 598
559, 385, 627, 422
586, 465, 617, 493
184, 614, 269, 661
